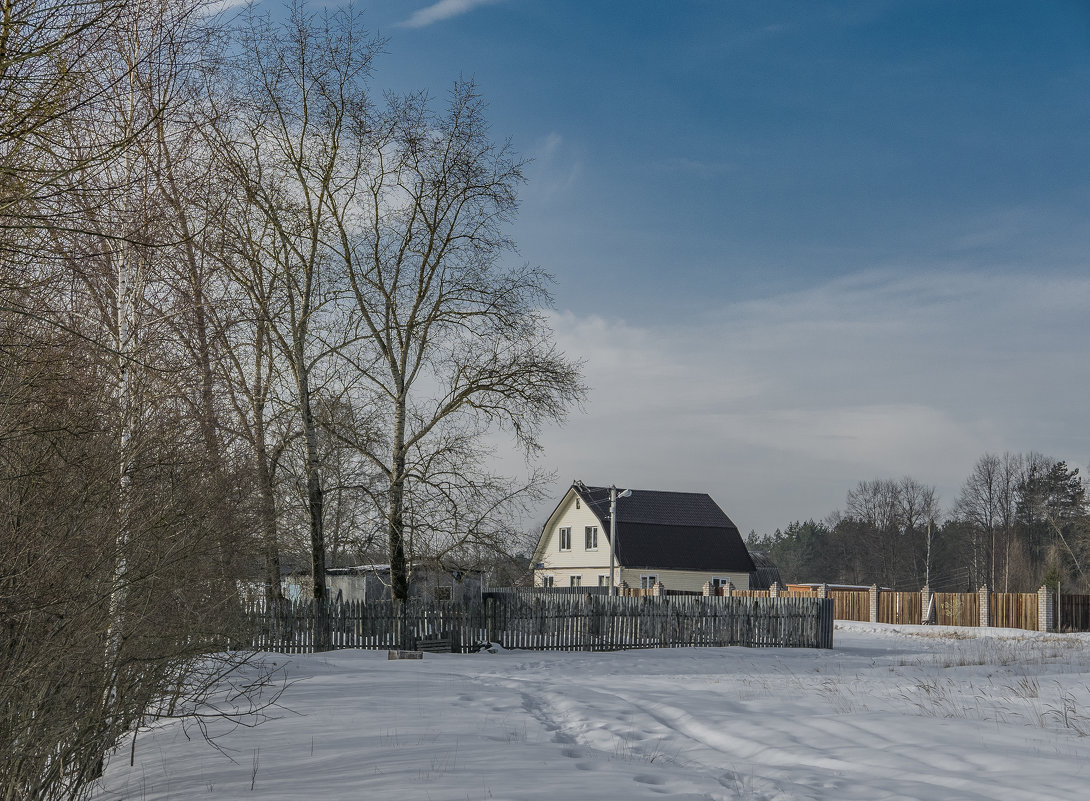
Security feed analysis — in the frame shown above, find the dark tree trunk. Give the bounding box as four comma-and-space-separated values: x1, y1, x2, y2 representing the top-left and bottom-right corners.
295, 346, 326, 606
254, 410, 282, 604
387, 394, 409, 601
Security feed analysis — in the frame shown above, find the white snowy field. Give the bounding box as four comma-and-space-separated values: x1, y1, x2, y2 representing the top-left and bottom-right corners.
95, 622, 1090, 801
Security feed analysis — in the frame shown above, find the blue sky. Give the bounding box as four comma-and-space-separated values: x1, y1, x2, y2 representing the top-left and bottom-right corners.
273, 1, 1090, 533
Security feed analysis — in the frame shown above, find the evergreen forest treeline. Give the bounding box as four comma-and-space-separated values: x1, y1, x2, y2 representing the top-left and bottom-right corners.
748, 454, 1089, 593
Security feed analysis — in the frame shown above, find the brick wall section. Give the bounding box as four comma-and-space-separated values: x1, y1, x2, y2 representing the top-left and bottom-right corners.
869, 585, 879, 623
769, 582, 780, 598
1038, 585, 1055, 632
979, 585, 990, 627
652, 581, 665, 597
817, 583, 828, 599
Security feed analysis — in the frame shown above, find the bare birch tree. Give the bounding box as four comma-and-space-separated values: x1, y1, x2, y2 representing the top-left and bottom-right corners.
843, 476, 937, 588
208, 2, 380, 610
338, 82, 585, 600
955, 453, 1003, 588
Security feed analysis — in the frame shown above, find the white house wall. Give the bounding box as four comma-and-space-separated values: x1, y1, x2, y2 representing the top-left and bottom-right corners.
535, 567, 751, 591
534, 490, 611, 575
617, 568, 750, 592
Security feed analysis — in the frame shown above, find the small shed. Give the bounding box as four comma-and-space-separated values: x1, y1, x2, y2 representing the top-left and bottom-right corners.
747, 550, 783, 591
283, 564, 483, 603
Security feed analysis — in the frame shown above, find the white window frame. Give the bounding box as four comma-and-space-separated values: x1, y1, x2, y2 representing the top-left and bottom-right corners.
558, 527, 571, 551
570, 575, 582, 587
585, 525, 598, 551
640, 574, 659, 590
712, 577, 732, 588
597, 574, 609, 587
541, 575, 554, 588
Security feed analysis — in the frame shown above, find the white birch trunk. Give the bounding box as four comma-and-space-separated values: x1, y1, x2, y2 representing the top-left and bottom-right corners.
103, 238, 135, 714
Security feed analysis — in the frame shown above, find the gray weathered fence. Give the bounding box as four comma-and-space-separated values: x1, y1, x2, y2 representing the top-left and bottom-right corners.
246, 595, 834, 653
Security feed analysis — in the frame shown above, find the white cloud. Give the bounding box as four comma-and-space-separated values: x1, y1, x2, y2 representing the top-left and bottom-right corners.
530, 269, 1090, 534
524, 132, 582, 201
537, 132, 563, 161
398, 0, 504, 29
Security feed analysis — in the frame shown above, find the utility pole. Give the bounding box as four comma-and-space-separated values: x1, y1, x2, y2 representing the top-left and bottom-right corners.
925, 519, 932, 588
609, 485, 631, 597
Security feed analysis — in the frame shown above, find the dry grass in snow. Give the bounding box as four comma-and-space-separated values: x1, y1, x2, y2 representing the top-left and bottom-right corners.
93, 621, 1090, 800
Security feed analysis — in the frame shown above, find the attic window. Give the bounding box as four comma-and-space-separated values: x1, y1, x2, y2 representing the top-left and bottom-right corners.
575, 497, 580, 509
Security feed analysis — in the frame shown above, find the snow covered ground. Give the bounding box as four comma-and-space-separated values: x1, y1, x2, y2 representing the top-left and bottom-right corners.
94, 622, 1090, 800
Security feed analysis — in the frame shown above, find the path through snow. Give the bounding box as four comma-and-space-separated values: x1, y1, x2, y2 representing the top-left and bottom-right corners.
94, 622, 1090, 800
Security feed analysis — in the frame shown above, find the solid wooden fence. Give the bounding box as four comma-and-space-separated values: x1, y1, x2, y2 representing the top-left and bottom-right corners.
830, 590, 869, 622
878, 591, 922, 625
1059, 594, 1090, 632
990, 592, 1038, 630
934, 592, 979, 627
246, 595, 835, 653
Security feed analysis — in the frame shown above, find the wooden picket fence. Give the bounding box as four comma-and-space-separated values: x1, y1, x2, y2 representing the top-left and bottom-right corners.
245, 595, 835, 653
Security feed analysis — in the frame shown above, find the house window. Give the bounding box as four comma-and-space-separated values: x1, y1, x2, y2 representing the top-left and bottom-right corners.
640, 574, 658, 590
598, 575, 609, 587
570, 575, 582, 587
585, 526, 598, 550
559, 527, 571, 551
541, 575, 554, 588
712, 577, 732, 588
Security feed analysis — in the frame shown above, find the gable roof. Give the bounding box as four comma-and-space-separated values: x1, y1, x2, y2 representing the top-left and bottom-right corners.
552, 482, 756, 574
573, 484, 736, 528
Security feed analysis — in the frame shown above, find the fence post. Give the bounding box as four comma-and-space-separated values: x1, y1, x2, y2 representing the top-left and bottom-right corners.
486, 597, 495, 644
619, 580, 629, 597
921, 585, 933, 624
869, 584, 879, 623
817, 583, 828, 599
821, 598, 835, 648
724, 581, 734, 598
652, 580, 665, 597
978, 585, 990, 627
769, 581, 780, 598
702, 581, 713, 597
1038, 585, 1055, 633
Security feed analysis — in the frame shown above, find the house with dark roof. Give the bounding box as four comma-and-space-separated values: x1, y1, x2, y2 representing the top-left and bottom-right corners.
530, 482, 757, 592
